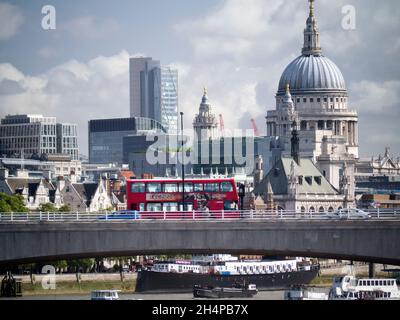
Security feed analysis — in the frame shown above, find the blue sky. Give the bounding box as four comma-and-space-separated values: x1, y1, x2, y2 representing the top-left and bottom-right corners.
0, 0, 399, 157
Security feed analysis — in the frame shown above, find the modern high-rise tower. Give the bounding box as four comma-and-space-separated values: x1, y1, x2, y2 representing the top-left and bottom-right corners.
129, 57, 178, 133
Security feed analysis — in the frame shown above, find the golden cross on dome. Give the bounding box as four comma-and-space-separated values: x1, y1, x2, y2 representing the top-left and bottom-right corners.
203, 87, 208, 96
309, 0, 315, 17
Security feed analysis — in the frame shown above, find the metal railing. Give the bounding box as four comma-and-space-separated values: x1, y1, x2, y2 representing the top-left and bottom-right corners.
0, 208, 399, 223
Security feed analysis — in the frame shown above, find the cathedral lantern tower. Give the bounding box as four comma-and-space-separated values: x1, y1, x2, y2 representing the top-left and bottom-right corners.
193, 88, 218, 141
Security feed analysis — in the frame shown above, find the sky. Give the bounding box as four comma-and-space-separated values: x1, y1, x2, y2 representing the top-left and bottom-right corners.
0, 0, 399, 158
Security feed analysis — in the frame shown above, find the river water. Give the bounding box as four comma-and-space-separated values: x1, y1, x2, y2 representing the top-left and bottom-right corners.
2, 288, 330, 300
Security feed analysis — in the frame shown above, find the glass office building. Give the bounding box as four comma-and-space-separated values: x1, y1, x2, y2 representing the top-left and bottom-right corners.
161, 66, 178, 133
88, 117, 166, 164
129, 57, 178, 134
0, 114, 78, 160
56, 124, 79, 160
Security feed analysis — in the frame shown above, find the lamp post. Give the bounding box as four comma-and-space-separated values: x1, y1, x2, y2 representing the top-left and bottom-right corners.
180, 112, 185, 211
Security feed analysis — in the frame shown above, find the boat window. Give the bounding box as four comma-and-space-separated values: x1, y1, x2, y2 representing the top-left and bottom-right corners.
367, 280, 370, 286
194, 183, 203, 192
179, 182, 193, 192
204, 183, 219, 192
220, 182, 234, 192
383, 280, 387, 286
147, 183, 162, 193
131, 183, 145, 193
164, 183, 178, 192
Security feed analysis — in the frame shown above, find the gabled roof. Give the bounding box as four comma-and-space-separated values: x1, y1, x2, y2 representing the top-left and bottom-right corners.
254, 157, 339, 196
7, 178, 55, 196
72, 182, 99, 207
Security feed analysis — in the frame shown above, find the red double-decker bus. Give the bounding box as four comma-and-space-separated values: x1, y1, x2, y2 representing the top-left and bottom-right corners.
126, 178, 240, 219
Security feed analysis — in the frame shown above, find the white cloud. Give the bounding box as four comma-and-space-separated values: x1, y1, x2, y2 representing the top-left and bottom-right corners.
0, 63, 24, 82
173, 0, 400, 156
0, 51, 132, 156
350, 80, 400, 114
0, 2, 24, 40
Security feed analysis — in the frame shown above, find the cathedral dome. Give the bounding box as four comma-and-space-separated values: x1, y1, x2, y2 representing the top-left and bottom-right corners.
277, 0, 347, 96
278, 55, 347, 95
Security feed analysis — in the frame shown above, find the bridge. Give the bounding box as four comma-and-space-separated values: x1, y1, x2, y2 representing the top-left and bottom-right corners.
0, 211, 399, 266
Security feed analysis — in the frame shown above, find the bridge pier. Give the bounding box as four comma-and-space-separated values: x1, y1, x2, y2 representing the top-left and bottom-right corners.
368, 263, 375, 278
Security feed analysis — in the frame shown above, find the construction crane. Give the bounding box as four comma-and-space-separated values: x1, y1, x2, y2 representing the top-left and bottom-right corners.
251, 118, 261, 137
219, 114, 225, 137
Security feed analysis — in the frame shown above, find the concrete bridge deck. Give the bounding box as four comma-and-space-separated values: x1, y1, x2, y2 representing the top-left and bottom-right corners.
0, 219, 399, 265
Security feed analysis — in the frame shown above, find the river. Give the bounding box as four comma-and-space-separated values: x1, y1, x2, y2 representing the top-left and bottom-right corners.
2, 288, 331, 300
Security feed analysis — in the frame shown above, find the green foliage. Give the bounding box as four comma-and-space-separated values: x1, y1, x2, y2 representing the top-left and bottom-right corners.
38, 202, 57, 212
0, 192, 28, 213
68, 258, 95, 270
52, 260, 68, 270
58, 204, 71, 212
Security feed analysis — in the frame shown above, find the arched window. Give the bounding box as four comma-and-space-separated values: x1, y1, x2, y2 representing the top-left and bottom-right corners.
301, 206, 306, 213
328, 207, 334, 212
338, 207, 343, 210
309, 207, 315, 213
319, 207, 325, 213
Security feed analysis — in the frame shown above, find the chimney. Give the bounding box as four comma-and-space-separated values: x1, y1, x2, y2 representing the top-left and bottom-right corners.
57, 176, 65, 191
0, 167, 9, 180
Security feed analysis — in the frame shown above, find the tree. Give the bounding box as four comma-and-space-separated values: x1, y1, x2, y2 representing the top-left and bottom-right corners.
58, 204, 71, 212
51, 260, 68, 273
38, 202, 57, 212
0, 192, 28, 213
68, 259, 95, 273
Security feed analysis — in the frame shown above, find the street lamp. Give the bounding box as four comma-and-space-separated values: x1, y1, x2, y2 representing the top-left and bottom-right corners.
180, 112, 185, 211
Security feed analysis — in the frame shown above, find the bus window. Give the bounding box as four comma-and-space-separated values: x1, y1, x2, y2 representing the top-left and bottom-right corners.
147, 203, 162, 211
194, 183, 203, 192
179, 182, 193, 192
164, 183, 178, 192
147, 183, 162, 193
179, 203, 193, 211
131, 183, 145, 193
224, 201, 237, 210
204, 183, 219, 192
220, 182, 234, 192
139, 203, 145, 211
163, 202, 179, 212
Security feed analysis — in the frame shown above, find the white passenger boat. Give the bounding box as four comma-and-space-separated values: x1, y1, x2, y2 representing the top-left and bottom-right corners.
284, 286, 328, 300
90, 290, 120, 300
329, 275, 400, 300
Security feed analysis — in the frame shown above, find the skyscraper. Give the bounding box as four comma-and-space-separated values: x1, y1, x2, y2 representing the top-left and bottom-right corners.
129, 57, 178, 133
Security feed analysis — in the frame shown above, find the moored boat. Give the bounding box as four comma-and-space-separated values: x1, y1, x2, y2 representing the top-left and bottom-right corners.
329, 275, 400, 300
193, 283, 258, 299
284, 285, 328, 300
136, 255, 320, 293
90, 290, 120, 300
